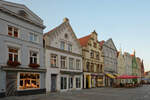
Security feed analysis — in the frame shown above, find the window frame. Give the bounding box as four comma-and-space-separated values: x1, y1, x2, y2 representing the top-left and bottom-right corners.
30, 51, 38, 64
68, 43, 72, 52
29, 33, 38, 43
50, 54, 58, 67
8, 47, 19, 62
69, 58, 74, 70
60, 41, 65, 50
8, 25, 19, 38
60, 56, 67, 69
76, 59, 81, 70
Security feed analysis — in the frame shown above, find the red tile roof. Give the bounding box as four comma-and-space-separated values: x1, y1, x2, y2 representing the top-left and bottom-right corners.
99, 40, 105, 46
78, 34, 91, 47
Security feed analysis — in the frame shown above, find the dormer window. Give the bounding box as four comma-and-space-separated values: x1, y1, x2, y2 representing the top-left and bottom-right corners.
18, 10, 28, 17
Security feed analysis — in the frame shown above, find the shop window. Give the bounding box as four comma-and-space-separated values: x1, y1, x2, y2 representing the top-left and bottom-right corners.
76, 77, 81, 88
50, 54, 57, 67
61, 56, 67, 69
8, 26, 19, 38
61, 76, 67, 90
68, 77, 73, 89
19, 73, 40, 89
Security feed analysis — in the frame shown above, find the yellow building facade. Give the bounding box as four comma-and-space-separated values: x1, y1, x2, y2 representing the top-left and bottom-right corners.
79, 31, 104, 88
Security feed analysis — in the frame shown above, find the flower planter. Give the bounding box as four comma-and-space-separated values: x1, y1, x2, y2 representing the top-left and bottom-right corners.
7, 60, 21, 67
29, 63, 40, 68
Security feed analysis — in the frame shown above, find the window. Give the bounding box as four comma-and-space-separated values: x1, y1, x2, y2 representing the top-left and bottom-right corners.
60, 41, 65, 50
76, 60, 81, 70
61, 76, 67, 90
76, 77, 81, 88
97, 64, 100, 73
61, 56, 67, 69
19, 73, 40, 90
50, 54, 57, 67
94, 42, 97, 48
68, 44, 72, 52
30, 51, 38, 64
90, 50, 94, 58
29, 33, 38, 42
68, 77, 73, 89
69, 58, 74, 70
8, 48, 18, 62
100, 64, 103, 73
96, 52, 99, 60
8, 26, 19, 38
86, 62, 90, 72
91, 63, 94, 72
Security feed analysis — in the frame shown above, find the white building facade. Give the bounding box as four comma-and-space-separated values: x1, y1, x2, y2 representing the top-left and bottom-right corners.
100, 39, 118, 87
44, 18, 83, 92
0, 1, 46, 97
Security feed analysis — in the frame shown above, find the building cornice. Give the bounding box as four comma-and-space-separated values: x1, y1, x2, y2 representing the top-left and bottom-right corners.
45, 45, 82, 57
1, 66, 46, 72
0, 7, 45, 29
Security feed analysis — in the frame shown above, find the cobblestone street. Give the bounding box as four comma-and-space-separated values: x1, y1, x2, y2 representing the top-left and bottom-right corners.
1, 85, 150, 100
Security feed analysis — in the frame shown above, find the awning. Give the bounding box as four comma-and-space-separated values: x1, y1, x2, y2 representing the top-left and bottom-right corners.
117, 75, 140, 79
106, 73, 116, 79
114, 73, 119, 77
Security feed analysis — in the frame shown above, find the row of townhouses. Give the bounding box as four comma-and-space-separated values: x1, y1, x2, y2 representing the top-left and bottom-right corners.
0, 0, 145, 97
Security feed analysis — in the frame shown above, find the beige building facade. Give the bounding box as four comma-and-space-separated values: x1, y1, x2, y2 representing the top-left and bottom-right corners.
79, 31, 104, 88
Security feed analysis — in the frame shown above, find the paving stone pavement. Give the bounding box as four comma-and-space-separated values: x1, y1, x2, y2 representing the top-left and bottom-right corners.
1, 85, 150, 100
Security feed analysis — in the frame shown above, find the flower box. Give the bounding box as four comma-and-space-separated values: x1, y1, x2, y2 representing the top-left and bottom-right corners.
7, 60, 21, 67
29, 63, 40, 68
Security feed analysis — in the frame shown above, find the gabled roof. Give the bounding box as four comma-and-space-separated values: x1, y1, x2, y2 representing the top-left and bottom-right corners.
0, 0, 45, 28
44, 18, 81, 48
78, 34, 91, 47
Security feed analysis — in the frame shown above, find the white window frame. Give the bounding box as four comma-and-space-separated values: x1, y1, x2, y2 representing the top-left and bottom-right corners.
69, 58, 74, 70
68, 43, 72, 52
8, 47, 19, 62
50, 54, 58, 67
60, 41, 65, 50
29, 33, 38, 43
76, 59, 81, 70
60, 56, 67, 69
30, 51, 39, 64
8, 25, 19, 38
76, 76, 81, 88
60, 76, 67, 90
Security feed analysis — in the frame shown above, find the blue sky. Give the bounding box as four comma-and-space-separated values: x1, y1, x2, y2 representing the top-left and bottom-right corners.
6, 0, 150, 71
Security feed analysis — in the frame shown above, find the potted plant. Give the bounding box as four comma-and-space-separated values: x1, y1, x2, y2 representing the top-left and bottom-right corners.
29, 63, 40, 68
7, 60, 21, 67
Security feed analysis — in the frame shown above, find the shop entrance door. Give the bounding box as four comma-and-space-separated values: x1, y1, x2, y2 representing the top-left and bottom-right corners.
51, 74, 57, 92
6, 71, 17, 96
